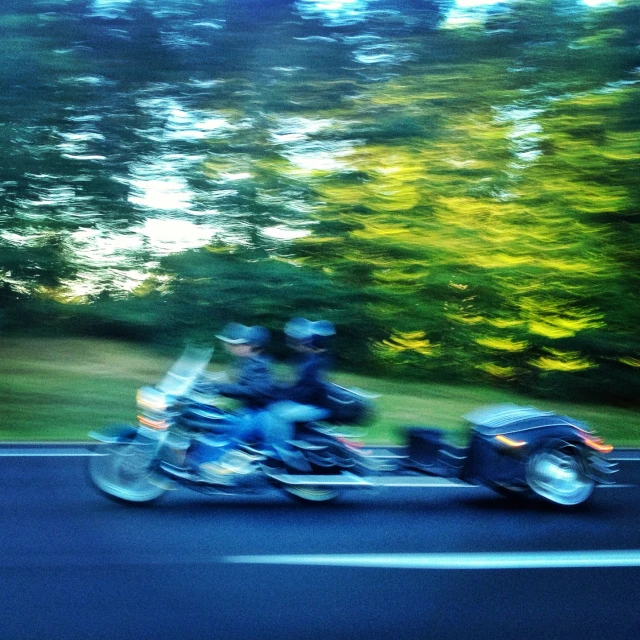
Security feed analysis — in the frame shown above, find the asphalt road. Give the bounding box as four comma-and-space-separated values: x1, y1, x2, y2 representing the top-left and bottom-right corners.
1, 448, 640, 640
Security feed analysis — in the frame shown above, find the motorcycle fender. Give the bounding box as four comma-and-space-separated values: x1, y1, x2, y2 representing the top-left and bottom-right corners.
518, 426, 584, 450
464, 425, 593, 486
87, 423, 147, 445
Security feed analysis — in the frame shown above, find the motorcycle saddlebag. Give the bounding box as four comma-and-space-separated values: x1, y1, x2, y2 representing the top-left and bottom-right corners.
405, 427, 446, 465
405, 427, 466, 477
323, 383, 373, 425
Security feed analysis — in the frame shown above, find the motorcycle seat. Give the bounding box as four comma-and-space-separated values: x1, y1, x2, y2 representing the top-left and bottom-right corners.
287, 439, 328, 451
183, 404, 228, 420
179, 415, 234, 433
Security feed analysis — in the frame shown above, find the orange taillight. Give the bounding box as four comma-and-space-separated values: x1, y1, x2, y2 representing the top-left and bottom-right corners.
582, 436, 614, 453
495, 434, 527, 447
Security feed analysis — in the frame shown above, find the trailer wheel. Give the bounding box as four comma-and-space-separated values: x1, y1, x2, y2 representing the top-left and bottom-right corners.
525, 444, 595, 506
490, 483, 530, 501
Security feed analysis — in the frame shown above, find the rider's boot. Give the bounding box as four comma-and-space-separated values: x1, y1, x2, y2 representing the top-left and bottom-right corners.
149, 472, 180, 490
198, 448, 262, 484
274, 445, 312, 473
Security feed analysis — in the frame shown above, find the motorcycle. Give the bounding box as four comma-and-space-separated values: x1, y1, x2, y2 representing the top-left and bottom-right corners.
87, 347, 378, 504
87, 349, 617, 507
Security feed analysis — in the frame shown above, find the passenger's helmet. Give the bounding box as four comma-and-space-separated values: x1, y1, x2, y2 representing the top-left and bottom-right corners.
284, 317, 335, 350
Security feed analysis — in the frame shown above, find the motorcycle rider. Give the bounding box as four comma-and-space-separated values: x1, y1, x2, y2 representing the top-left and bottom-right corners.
190, 323, 276, 479
210, 322, 275, 410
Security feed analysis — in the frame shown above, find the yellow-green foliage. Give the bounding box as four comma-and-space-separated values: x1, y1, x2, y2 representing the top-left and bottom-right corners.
280, 10, 640, 386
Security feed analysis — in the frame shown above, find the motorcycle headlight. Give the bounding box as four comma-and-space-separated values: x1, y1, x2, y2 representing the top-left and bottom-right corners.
136, 386, 170, 412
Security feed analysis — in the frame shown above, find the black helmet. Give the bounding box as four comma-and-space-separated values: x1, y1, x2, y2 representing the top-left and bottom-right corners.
216, 323, 270, 349
284, 317, 335, 350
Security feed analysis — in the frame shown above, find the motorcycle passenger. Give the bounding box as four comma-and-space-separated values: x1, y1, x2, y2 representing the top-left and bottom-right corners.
195, 319, 336, 478
261, 317, 336, 471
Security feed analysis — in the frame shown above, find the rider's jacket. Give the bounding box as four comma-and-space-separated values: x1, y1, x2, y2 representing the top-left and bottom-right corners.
215, 355, 276, 409
277, 352, 331, 407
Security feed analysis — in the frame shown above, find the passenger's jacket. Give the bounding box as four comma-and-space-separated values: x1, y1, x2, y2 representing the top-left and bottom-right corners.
215, 355, 275, 409
277, 353, 331, 407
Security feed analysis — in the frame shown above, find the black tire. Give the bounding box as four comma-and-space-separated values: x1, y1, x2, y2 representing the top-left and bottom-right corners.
489, 483, 531, 501
87, 440, 167, 504
278, 434, 367, 504
284, 485, 341, 503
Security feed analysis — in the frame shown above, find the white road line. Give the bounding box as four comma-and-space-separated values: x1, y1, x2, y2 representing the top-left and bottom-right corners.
225, 550, 640, 570
0, 445, 637, 463
598, 484, 634, 488
0, 447, 636, 460
0, 451, 100, 457
0, 450, 635, 490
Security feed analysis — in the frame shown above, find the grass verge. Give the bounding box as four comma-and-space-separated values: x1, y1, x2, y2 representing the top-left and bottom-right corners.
1, 337, 638, 445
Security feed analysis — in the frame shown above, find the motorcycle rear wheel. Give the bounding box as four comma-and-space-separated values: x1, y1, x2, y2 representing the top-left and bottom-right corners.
88, 442, 167, 504
284, 486, 340, 503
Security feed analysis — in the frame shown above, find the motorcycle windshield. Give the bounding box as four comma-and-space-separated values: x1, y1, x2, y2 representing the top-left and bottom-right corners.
157, 347, 213, 397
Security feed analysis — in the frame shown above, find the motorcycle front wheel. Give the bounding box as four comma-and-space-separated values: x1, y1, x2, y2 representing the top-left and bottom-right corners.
87, 440, 167, 504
